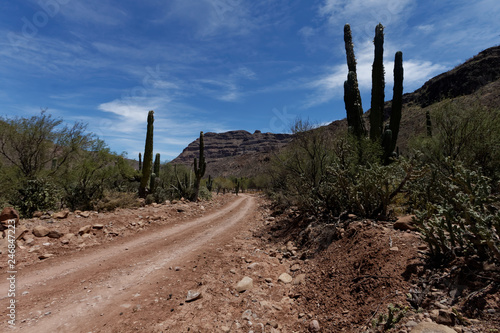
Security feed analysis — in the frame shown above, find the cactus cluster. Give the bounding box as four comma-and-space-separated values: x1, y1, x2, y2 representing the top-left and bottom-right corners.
193, 131, 206, 201
343, 23, 404, 164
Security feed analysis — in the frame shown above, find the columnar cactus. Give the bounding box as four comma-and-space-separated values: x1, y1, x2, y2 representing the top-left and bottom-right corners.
343, 24, 366, 138
370, 23, 385, 142
193, 131, 206, 201
235, 178, 240, 196
382, 124, 393, 163
138, 153, 142, 171
426, 110, 432, 137
154, 153, 160, 176
139, 110, 154, 198
206, 175, 213, 192
389, 51, 404, 155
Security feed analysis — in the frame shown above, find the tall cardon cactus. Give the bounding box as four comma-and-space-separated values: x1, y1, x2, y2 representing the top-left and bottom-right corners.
370, 23, 385, 142
343, 24, 366, 138
139, 110, 154, 198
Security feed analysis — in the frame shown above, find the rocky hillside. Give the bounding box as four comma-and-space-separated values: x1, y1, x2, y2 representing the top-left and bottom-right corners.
172, 45, 500, 177
170, 130, 292, 177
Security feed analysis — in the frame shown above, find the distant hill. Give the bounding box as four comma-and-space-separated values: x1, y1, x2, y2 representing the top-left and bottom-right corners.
170, 130, 292, 177
172, 45, 500, 178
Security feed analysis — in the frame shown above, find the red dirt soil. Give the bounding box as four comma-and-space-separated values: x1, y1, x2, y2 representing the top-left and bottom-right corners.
1, 194, 497, 332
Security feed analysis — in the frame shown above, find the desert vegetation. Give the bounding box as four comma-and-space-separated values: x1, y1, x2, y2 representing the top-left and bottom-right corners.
268, 24, 500, 268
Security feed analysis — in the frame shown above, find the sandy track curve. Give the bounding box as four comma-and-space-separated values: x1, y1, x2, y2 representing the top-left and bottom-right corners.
1, 194, 257, 332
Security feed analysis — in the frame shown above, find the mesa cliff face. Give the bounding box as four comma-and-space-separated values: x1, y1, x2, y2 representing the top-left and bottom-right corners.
170, 130, 292, 177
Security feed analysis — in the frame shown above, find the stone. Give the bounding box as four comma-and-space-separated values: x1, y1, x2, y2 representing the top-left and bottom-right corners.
92, 224, 104, 229
393, 215, 417, 231
221, 326, 230, 332
292, 274, 306, 285
78, 225, 92, 235
390, 246, 400, 251
278, 273, 293, 284
309, 320, 320, 332
185, 290, 202, 302
33, 226, 50, 237
32, 211, 43, 218
411, 322, 457, 333
242, 309, 253, 321
53, 210, 69, 219
79, 211, 90, 218
235, 276, 253, 293
286, 241, 296, 252
0, 207, 20, 229
16, 226, 29, 241
290, 263, 301, 271
435, 310, 456, 326
47, 230, 64, 239
39, 253, 54, 260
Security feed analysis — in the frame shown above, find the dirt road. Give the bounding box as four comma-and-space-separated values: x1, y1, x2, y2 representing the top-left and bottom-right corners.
1, 195, 258, 332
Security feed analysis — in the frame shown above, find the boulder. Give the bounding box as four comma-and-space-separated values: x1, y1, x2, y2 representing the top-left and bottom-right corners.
186, 290, 202, 302
394, 215, 418, 231
47, 230, 64, 239
309, 320, 320, 332
411, 322, 457, 333
53, 210, 69, 219
38, 253, 54, 260
79, 211, 90, 218
235, 276, 253, 293
292, 274, 306, 285
33, 225, 50, 237
0, 207, 20, 229
16, 226, 29, 241
78, 225, 92, 235
278, 273, 293, 284
32, 211, 44, 218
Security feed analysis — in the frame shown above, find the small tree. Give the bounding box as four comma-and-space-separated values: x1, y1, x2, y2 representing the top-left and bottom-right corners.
0, 110, 95, 178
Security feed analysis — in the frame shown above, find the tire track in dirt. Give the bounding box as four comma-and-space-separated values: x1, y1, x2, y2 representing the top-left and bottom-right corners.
1, 195, 256, 333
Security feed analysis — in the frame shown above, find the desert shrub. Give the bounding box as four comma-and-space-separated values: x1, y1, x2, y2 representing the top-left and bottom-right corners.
197, 185, 212, 200
14, 178, 61, 217
269, 122, 411, 219
412, 99, 500, 184
95, 191, 140, 211
318, 157, 410, 218
59, 141, 138, 211
411, 159, 500, 263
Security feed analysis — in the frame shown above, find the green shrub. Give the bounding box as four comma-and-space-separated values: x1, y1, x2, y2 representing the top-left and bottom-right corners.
412, 160, 500, 263
15, 178, 61, 217
269, 127, 411, 219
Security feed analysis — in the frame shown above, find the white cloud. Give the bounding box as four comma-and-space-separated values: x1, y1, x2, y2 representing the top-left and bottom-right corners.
319, 0, 415, 38
303, 39, 445, 108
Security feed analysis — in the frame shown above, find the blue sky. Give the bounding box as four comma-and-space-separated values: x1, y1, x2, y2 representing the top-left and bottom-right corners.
1, 0, 499, 161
